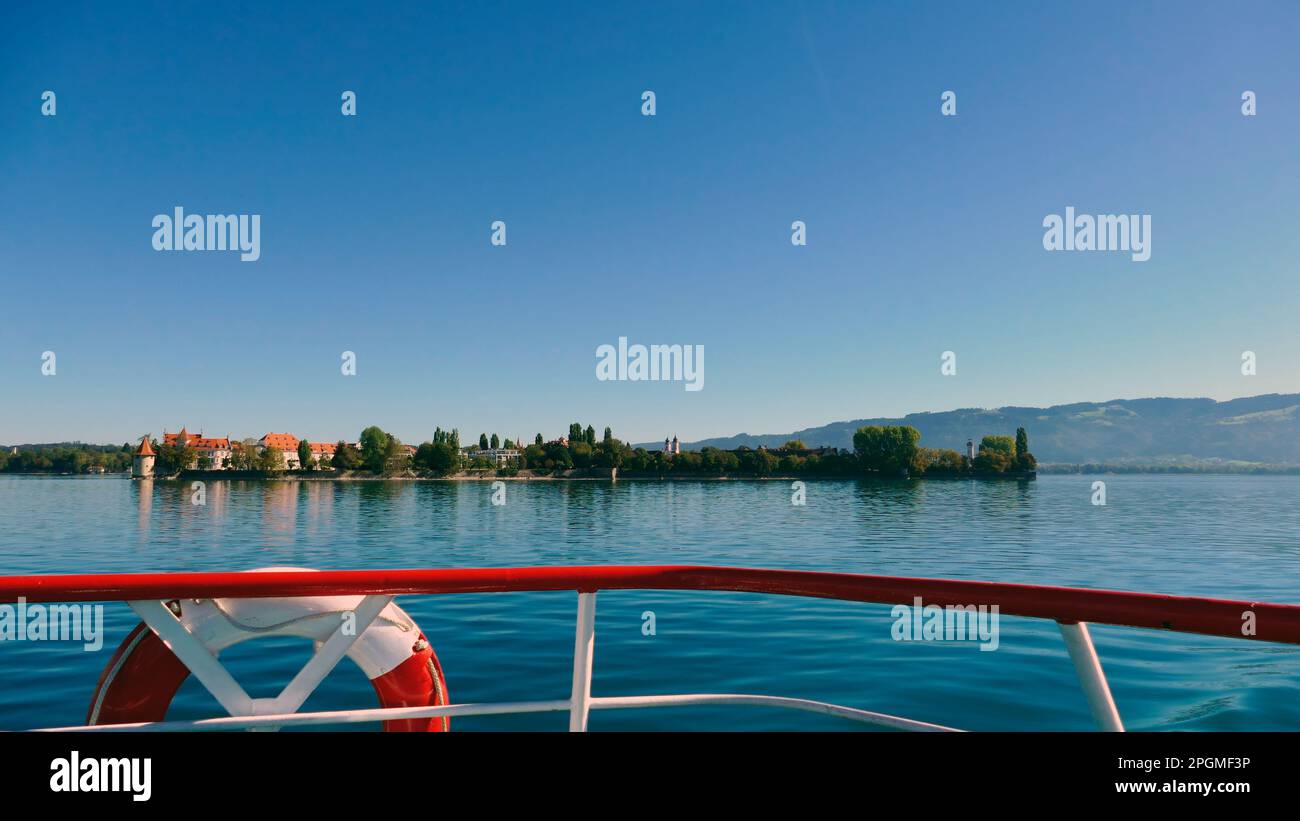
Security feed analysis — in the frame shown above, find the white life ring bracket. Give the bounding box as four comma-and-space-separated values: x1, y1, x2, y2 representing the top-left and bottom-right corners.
90, 567, 449, 730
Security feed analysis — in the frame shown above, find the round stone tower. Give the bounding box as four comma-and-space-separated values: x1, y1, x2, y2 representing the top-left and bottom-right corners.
132, 435, 156, 479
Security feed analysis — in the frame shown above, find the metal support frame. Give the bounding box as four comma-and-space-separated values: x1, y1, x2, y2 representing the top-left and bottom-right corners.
129, 594, 392, 726
1057, 621, 1124, 732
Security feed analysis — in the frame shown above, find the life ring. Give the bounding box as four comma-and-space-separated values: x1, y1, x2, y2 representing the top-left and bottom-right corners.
86, 569, 450, 731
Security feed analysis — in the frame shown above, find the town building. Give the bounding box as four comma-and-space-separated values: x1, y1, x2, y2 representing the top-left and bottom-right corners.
308, 442, 337, 467
191, 436, 232, 468
162, 428, 233, 469
474, 448, 521, 467
258, 433, 301, 469
662, 435, 681, 457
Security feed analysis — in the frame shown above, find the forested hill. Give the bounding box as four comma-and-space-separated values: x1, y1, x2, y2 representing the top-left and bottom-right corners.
650, 394, 1300, 465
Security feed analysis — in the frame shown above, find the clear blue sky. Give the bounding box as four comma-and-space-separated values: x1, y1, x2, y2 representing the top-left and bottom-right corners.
3, 1, 1298, 446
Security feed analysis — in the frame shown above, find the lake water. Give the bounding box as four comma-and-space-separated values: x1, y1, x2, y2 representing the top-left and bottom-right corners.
1, 474, 1298, 731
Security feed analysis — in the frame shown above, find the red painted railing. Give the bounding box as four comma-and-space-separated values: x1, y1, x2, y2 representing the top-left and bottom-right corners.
3, 565, 1298, 645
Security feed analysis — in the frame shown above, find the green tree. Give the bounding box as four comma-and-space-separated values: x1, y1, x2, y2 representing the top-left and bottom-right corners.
852, 426, 921, 476
479, 433, 489, 450
1014, 427, 1036, 472
923, 448, 967, 476
535, 433, 543, 446
258, 447, 285, 472
584, 425, 596, 446
157, 443, 196, 474
522, 443, 545, 469
360, 426, 400, 473
230, 441, 257, 470
414, 442, 459, 474
297, 439, 312, 471
979, 435, 1016, 458
571, 441, 594, 468
332, 441, 362, 470
490, 433, 500, 449
549, 443, 574, 469
973, 449, 1013, 474
739, 449, 776, 476
595, 437, 626, 469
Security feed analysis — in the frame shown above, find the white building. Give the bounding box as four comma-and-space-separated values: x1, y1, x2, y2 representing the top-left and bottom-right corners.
473, 448, 520, 467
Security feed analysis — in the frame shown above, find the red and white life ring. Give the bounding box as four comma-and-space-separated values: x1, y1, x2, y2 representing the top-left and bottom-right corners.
87, 569, 450, 731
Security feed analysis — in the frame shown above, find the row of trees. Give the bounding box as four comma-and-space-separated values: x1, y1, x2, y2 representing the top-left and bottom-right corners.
0, 443, 135, 474
852, 425, 1037, 477
311, 421, 1037, 479
331, 422, 627, 476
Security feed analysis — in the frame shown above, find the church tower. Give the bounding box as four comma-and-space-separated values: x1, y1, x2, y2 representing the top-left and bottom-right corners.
133, 435, 156, 479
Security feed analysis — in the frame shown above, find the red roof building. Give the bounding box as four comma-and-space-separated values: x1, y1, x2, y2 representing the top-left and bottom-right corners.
259, 433, 300, 451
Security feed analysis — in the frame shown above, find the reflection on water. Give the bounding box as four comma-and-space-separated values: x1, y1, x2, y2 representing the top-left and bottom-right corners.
1, 474, 1299, 731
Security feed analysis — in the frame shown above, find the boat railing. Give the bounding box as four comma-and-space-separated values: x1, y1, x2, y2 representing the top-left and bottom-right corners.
3, 565, 1299, 732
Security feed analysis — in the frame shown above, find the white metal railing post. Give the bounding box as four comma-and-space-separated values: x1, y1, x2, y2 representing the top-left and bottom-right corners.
568, 591, 597, 732
1058, 621, 1124, 732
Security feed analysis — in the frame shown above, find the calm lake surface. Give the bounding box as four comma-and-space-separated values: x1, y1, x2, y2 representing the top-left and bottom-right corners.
1, 474, 1299, 731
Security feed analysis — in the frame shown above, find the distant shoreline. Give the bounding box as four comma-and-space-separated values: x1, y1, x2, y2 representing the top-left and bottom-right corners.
157, 468, 1041, 482
9, 464, 1300, 479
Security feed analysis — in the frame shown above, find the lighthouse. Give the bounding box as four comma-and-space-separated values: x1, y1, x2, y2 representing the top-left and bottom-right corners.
132, 436, 156, 479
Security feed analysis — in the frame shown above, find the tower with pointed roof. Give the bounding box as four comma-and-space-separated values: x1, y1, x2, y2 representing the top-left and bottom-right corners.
132, 435, 156, 478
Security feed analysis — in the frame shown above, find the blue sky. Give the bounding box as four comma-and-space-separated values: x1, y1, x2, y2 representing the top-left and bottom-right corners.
2, 1, 1298, 446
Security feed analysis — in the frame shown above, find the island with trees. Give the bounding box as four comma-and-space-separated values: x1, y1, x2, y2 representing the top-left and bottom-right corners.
105, 422, 1033, 481
3, 423, 1036, 481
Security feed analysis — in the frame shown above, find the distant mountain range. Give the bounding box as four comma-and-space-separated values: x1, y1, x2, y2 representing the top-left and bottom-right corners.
638, 393, 1300, 465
